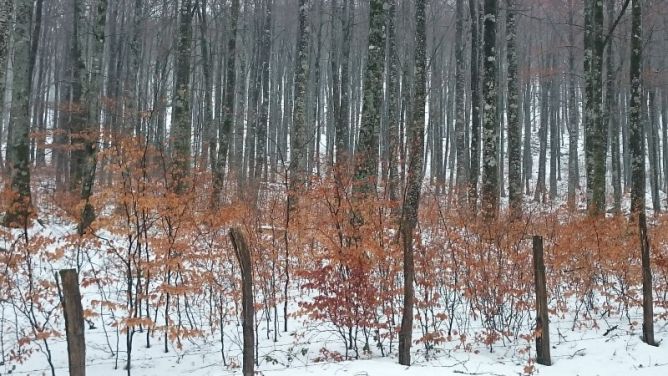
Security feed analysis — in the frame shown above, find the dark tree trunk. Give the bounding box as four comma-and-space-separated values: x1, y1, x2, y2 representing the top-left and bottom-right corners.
629, 0, 656, 347
481, 0, 499, 218
506, 0, 521, 215
398, 0, 427, 366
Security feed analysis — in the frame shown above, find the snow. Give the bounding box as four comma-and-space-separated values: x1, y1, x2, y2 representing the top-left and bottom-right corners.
9, 311, 668, 375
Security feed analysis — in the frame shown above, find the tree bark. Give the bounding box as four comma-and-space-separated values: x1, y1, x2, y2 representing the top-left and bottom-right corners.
454, 0, 469, 206
629, 0, 656, 347
59, 269, 86, 376
172, 0, 193, 193
506, 0, 521, 215
468, 0, 482, 210
213, 0, 239, 205
398, 0, 427, 366
4, 0, 35, 226
481, 0, 499, 218
288, 0, 310, 213
229, 228, 255, 376
354, 0, 386, 195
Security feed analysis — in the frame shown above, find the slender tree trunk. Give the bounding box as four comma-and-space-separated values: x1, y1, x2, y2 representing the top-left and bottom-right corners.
567, 0, 579, 208
230, 228, 255, 376
197, 0, 214, 170
606, 0, 621, 213
506, 0, 521, 215
0, 0, 11, 165
172, 0, 193, 193
629, 0, 655, 347
647, 89, 660, 212
481, 0, 499, 218
336, 0, 352, 169
78, 0, 107, 234
523, 80, 532, 195
255, 0, 273, 181
454, 0, 469, 206
386, 0, 400, 205
468, 0, 482, 209
398, 0, 426, 366
585, 0, 606, 215
288, 0, 310, 213
213, 0, 239, 205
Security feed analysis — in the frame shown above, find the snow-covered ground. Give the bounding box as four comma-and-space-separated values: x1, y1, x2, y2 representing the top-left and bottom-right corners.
8, 309, 667, 376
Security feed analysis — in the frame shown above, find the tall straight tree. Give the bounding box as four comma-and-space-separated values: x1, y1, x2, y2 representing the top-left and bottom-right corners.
213, 0, 240, 206
606, 0, 621, 213
0, 0, 11, 153
4, 0, 35, 226
336, 0, 352, 168
567, 0, 579, 209
629, 0, 655, 347
255, 0, 273, 181
584, 0, 605, 215
468, 0, 482, 209
172, 0, 193, 193
454, 0, 469, 205
481, 0, 499, 218
354, 0, 386, 194
386, 0, 400, 204
79, 0, 107, 233
506, 0, 521, 215
197, 0, 214, 170
398, 0, 426, 366
288, 0, 310, 213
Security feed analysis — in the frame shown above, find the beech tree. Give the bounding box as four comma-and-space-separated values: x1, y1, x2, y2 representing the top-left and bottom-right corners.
506, 0, 521, 215
481, 0, 498, 218
354, 0, 386, 194
172, 0, 194, 192
398, 0, 426, 366
628, 0, 655, 347
4, 0, 34, 226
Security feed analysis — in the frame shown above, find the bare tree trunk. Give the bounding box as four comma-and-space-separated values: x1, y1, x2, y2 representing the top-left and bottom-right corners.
229, 228, 255, 376
4, 0, 35, 226
59, 269, 86, 376
354, 0, 386, 194
506, 0, 521, 215
398, 0, 426, 366
468, 0, 481, 210
78, 0, 107, 234
386, 0, 400, 205
213, 0, 239, 205
454, 0, 469, 206
197, 0, 214, 170
288, 0, 310, 213
481, 0, 499, 218
629, 0, 655, 347
255, 0, 273, 181
566, 1, 579, 208
172, 0, 193, 192
0, 0, 12, 165
606, 0, 621, 213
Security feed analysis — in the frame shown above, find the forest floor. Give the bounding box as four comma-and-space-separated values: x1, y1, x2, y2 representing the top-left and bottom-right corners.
10, 309, 668, 376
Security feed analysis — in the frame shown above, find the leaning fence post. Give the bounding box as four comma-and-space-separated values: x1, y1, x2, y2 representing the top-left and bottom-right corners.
229, 227, 254, 376
59, 269, 86, 376
532, 235, 551, 366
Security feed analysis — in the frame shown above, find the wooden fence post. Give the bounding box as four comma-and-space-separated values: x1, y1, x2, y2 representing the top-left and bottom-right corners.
229, 228, 254, 376
59, 269, 86, 376
532, 235, 551, 366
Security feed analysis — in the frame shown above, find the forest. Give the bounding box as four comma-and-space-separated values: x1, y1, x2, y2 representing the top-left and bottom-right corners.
0, 0, 667, 375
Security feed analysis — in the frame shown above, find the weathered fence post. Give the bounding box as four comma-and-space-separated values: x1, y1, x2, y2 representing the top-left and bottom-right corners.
59, 269, 86, 376
229, 228, 254, 376
532, 235, 551, 366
